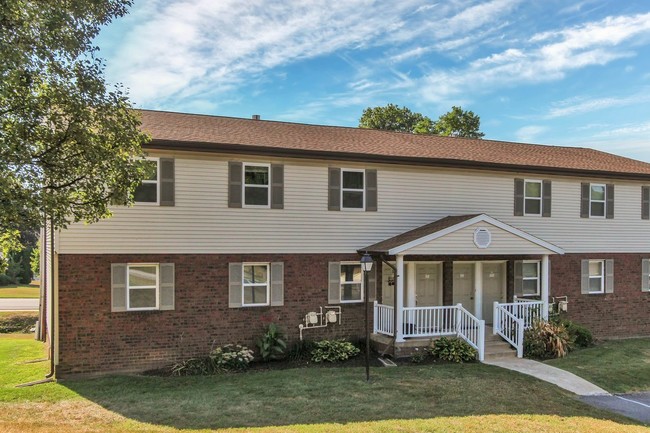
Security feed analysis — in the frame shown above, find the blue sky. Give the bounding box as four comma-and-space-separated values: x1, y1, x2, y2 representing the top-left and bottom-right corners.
96, 1, 650, 161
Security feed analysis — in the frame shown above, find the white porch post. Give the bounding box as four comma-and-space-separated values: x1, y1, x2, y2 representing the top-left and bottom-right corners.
395, 254, 405, 342
406, 262, 416, 307
541, 254, 550, 320
474, 261, 483, 319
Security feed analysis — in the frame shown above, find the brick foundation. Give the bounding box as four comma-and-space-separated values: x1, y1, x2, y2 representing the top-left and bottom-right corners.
56, 252, 650, 376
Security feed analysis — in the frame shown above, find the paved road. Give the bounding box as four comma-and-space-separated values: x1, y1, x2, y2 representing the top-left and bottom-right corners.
0, 298, 39, 311
582, 392, 650, 424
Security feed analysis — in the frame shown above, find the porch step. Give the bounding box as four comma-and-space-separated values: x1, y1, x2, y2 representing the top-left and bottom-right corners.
483, 337, 517, 360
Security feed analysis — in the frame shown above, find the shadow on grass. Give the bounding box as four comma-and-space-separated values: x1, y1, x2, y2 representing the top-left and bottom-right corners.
62, 363, 641, 430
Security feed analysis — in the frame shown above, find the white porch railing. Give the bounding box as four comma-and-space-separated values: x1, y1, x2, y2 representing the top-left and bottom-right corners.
493, 300, 545, 357
373, 302, 485, 361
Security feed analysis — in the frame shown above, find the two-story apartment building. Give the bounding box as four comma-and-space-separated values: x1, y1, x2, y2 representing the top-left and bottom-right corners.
41, 109, 650, 376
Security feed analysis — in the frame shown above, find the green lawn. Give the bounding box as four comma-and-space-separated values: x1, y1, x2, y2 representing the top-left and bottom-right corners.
0, 283, 40, 298
546, 338, 650, 394
0, 336, 646, 432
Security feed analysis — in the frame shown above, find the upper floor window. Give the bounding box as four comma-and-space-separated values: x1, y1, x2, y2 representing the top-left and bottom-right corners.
244, 163, 270, 207
590, 184, 606, 217
581, 182, 613, 219
134, 158, 159, 204
341, 169, 365, 210
524, 180, 542, 216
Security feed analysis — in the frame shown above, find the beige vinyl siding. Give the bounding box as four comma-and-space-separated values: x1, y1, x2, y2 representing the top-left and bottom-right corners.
407, 222, 554, 255
58, 151, 650, 254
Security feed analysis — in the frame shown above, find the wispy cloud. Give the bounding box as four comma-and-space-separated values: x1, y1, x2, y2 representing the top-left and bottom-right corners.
515, 125, 547, 142
545, 91, 650, 118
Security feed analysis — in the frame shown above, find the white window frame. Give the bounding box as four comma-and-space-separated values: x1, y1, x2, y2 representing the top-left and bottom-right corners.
341, 168, 365, 211
242, 262, 270, 307
126, 263, 160, 311
589, 183, 606, 218
521, 260, 540, 297
588, 260, 605, 294
523, 179, 542, 216
134, 157, 160, 205
242, 162, 271, 209
340, 261, 364, 303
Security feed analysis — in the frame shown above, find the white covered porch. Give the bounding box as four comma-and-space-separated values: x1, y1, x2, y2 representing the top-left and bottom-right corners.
361, 214, 564, 360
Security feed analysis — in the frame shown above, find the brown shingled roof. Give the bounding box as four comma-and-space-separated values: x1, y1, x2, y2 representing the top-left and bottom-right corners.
138, 109, 650, 179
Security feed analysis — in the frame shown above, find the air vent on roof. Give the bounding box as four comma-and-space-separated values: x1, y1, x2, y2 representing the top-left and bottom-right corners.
473, 228, 491, 249
252, 114, 261, 120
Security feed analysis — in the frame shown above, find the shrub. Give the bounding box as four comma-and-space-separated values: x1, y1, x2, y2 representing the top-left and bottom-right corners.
171, 344, 254, 376
287, 339, 315, 361
524, 320, 570, 359
552, 318, 593, 348
427, 337, 477, 363
310, 339, 360, 363
256, 323, 287, 361
0, 314, 38, 333
211, 344, 254, 371
410, 347, 428, 363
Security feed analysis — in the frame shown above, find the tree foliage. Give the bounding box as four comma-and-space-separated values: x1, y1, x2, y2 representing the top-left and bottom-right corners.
358, 104, 484, 138
0, 1, 150, 260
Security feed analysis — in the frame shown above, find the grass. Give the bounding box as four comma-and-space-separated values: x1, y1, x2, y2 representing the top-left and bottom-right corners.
546, 338, 650, 394
0, 283, 40, 298
1, 336, 647, 432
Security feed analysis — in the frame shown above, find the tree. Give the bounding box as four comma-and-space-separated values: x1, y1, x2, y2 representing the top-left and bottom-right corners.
432, 106, 484, 139
0, 1, 150, 264
358, 104, 435, 134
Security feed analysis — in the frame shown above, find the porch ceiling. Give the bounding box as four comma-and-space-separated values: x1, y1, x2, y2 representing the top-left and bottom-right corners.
360, 214, 564, 256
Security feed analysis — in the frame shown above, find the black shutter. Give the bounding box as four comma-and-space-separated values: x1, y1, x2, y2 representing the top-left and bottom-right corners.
270, 164, 284, 209
159, 158, 175, 206
642, 186, 650, 220
514, 178, 524, 216
328, 168, 341, 211
542, 180, 551, 217
606, 184, 614, 219
228, 162, 242, 208
365, 169, 377, 212
580, 183, 590, 218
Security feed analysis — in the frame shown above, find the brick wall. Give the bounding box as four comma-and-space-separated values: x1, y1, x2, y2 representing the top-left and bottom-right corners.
57, 253, 368, 376
550, 253, 650, 337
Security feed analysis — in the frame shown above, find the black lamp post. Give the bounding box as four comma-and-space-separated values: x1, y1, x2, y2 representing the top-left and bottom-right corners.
360, 253, 373, 382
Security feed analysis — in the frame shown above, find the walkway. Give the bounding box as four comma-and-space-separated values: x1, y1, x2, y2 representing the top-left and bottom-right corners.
483, 357, 609, 396
0, 298, 39, 311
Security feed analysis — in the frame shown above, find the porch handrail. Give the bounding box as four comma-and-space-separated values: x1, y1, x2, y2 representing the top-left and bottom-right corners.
402, 305, 457, 338
373, 302, 394, 336
455, 304, 485, 362
493, 302, 524, 357
498, 300, 545, 327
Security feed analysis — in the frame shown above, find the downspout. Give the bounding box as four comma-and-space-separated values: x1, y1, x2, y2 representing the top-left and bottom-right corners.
38, 225, 46, 341
45, 218, 55, 379
379, 254, 398, 358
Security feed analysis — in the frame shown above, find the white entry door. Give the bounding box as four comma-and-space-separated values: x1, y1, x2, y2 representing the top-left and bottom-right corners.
482, 262, 506, 323
415, 263, 441, 307
453, 263, 474, 315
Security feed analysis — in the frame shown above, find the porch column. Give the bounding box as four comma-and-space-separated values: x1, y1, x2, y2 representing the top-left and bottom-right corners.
395, 254, 405, 342
406, 262, 416, 307
541, 254, 550, 320
474, 261, 483, 319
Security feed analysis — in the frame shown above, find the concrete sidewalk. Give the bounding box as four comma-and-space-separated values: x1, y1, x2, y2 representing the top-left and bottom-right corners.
0, 298, 39, 311
484, 357, 610, 396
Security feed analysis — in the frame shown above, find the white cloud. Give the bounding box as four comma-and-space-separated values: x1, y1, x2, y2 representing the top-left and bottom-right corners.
515, 125, 547, 142
545, 92, 650, 118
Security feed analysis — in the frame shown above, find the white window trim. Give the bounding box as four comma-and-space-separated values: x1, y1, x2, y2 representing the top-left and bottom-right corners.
126, 263, 160, 311
341, 168, 365, 211
521, 260, 540, 297
135, 157, 160, 205
242, 162, 271, 209
588, 259, 605, 294
242, 262, 270, 307
340, 261, 364, 303
589, 183, 606, 218
523, 179, 542, 216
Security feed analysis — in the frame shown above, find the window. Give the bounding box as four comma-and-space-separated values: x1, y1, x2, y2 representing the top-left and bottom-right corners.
590, 184, 606, 217
588, 260, 605, 293
521, 261, 540, 296
524, 180, 542, 215
340, 263, 363, 302
127, 264, 159, 310
134, 158, 159, 203
243, 163, 270, 207
242, 263, 270, 306
341, 169, 365, 210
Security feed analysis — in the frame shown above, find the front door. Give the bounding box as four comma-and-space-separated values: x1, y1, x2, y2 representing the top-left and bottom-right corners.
415, 263, 441, 306
482, 262, 506, 323
453, 263, 474, 315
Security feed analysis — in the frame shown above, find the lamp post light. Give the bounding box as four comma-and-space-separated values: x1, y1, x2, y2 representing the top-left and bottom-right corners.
360, 253, 373, 382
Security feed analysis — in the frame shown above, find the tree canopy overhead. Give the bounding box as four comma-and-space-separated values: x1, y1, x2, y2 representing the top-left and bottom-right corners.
0, 1, 150, 258
358, 104, 484, 138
